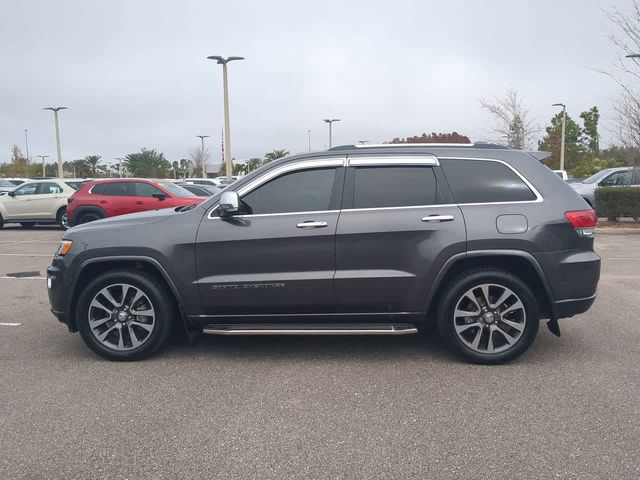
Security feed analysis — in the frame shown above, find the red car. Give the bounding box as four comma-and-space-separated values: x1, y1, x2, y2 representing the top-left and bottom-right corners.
67, 178, 207, 226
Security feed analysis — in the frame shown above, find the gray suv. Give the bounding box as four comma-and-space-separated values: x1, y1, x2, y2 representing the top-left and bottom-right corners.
48, 143, 600, 364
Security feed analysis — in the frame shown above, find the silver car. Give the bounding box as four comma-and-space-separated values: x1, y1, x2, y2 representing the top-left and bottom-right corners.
570, 167, 633, 208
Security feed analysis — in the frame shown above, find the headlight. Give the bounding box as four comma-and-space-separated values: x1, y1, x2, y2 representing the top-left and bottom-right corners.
56, 240, 73, 256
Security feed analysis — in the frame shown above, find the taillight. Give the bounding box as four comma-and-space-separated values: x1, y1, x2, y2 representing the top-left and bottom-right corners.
565, 210, 597, 237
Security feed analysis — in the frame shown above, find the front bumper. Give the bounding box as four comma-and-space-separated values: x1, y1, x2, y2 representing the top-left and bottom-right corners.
47, 260, 75, 331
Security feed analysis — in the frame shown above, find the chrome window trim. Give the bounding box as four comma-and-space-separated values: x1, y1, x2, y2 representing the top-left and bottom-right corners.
437, 156, 543, 204
209, 209, 339, 220
341, 204, 455, 214
347, 155, 439, 166
207, 157, 345, 220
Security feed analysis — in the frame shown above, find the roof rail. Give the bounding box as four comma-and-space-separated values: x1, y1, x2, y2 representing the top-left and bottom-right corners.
328, 142, 508, 151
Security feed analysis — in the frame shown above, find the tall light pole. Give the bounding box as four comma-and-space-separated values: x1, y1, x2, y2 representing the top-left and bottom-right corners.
552, 104, 566, 171
323, 119, 340, 149
37, 154, 50, 177
207, 55, 244, 178
196, 135, 210, 178
43, 106, 67, 178
116, 157, 125, 178
308, 130, 311, 152
24, 129, 30, 161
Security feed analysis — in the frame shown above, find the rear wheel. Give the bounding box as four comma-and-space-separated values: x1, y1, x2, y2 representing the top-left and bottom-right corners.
76, 269, 175, 361
0, 213, 4, 229
77, 211, 102, 225
57, 208, 69, 230
20, 222, 36, 228
437, 269, 539, 364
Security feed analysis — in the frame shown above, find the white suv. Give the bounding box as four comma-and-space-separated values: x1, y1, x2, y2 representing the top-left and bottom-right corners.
0, 179, 85, 230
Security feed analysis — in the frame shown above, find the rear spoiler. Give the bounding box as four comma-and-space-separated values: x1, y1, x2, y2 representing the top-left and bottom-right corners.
528, 151, 552, 162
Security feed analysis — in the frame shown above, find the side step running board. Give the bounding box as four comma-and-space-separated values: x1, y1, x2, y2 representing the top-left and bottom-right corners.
202, 323, 418, 336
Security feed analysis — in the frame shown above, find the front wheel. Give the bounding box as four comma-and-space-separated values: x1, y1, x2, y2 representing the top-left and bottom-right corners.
76, 269, 175, 361
437, 269, 539, 364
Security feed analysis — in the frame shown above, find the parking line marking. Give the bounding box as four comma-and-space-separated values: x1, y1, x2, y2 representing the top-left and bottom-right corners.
0, 253, 52, 257
0, 240, 60, 248
607, 257, 640, 260
0, 322, 22, 327
0, 276, 47, 280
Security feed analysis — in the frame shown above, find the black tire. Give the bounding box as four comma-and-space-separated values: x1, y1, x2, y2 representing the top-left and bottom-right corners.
56, 208, 69, 230
77, 211, 103, 225
437, 268, 539, 364
76, 269, 176, 361
20, 222, 36, 228
0, 213, 4, 229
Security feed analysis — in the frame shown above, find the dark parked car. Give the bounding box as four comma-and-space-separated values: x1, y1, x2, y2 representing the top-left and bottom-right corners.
176, 182, 222, 196
48, 143, 600, 363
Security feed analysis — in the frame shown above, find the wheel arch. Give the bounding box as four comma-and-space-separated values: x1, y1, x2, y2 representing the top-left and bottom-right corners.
425, 250, 557, 324
70, 205, 106, 225
68, 256, 193, 338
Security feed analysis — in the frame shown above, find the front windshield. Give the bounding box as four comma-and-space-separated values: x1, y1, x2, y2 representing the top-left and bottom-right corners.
156, 181, 195, 197
583, 169, 616, 184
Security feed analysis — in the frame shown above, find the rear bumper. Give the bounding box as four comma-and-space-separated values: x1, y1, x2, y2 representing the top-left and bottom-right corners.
555, 293, 597, 319
534, 250, 600, 319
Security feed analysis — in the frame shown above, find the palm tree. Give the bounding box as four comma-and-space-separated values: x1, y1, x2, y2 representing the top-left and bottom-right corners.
263, 149, 290, 164
83, 155, 103, 177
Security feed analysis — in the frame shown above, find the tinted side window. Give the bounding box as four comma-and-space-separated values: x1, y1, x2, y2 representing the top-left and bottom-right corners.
91, 183, 107, 195
104, 182, 134, 196
353, 166, 438, 208
441, 159, 537, 203
14, 183, 37, 196
602, 171, 631, 186
241, 168, 336, 215
133, 182, 164, 197
36, 183, 62, 194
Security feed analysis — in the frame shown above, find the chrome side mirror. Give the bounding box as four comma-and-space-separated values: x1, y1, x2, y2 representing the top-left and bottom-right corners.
219, 191, 239, 216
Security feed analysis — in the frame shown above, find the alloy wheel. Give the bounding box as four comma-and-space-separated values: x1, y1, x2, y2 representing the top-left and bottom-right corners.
452, 283, 526, 354
88, 283, 156, 351
60, 212, 69, 229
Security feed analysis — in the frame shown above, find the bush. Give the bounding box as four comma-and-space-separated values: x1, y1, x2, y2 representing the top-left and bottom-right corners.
595, 187, 640, 222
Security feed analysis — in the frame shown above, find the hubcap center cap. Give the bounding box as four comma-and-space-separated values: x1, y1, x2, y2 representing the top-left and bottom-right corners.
483, 312, 496, 324
116, 311, 128, 322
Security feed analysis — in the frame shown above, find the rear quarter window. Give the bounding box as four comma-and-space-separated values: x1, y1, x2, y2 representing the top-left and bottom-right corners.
441, 159, 537, 203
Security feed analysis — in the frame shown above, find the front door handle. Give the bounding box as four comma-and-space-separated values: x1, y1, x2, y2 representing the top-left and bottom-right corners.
296, 221, 328, 229
422, 215, 454, 222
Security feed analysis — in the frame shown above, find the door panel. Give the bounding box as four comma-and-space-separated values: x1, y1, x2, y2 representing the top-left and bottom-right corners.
33, 182, 65, 219
195, 211, 339, 314
335, 205, 466, 312
4, 183, 37, 219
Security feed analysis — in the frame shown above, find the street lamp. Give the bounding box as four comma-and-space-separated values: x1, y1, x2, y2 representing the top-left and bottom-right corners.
552, 103, 566, 171
323, 119, 340, 149
196, 135, 210, 178
24, 129, 30, 161
43, 106, 67, 178
116, 157, 125, 178
625, 54, 640, 59
37, 154, 50, 177
207, 55, 245, 178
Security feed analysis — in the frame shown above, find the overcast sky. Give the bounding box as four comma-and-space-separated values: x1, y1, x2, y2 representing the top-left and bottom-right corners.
0, 0, 631, 167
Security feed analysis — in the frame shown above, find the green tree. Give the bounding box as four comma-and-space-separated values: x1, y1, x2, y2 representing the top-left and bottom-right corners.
246, 157, 263, 172
124, 148, 171, 177
179, 158, 194, 177
580, 107, 600, 155
538, 112, 585, 170
263, 149, 290, 164
83, 155, 104, 177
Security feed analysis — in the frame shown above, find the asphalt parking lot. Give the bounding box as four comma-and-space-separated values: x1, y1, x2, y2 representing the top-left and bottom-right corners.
0, 225, 639, 480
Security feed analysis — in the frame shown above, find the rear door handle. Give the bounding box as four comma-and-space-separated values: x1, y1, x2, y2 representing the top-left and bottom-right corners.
296, 221, 328, 229
136, 201, 144, 205
422, 215, 454, 222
